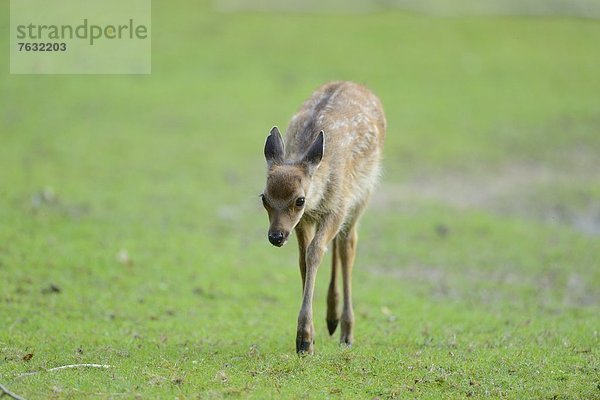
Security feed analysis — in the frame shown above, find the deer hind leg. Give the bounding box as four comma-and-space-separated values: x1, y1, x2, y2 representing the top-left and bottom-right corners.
339, 224, 358, 346
326, 237, 341, 335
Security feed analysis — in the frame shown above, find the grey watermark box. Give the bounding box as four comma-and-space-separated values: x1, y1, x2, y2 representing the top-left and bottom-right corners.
10, 0, 151, 74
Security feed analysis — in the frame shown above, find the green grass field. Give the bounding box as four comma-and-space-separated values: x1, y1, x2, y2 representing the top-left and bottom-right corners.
1, 2, 599, 399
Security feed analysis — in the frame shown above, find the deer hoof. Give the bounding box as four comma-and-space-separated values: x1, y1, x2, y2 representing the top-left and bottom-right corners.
296, 333, 315, 355
296, 341, 314, 355
340, 334, 353, 347
327, 318, 339, 335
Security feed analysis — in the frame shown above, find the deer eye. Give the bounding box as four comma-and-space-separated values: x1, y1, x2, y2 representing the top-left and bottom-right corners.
295, 197, 305, 207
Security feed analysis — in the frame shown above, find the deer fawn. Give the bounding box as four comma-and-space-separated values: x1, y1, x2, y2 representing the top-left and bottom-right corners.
261, 81, 386, 354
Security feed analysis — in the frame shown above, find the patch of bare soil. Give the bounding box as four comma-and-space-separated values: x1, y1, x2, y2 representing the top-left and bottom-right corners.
373, 156, 600, 236
368, 263, 599, 309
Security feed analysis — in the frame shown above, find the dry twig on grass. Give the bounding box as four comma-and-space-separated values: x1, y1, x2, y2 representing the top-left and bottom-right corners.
0, 382, 27, 400
1, 363, 112, 400
16, 363, 112, 379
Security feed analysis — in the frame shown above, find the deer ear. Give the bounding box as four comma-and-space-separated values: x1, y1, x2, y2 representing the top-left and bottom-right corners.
303, 130, 324, 172
264, 126, 285, 166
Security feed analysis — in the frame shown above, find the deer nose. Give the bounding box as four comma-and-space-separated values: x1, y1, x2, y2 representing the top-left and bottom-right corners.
268, 231, 288, 247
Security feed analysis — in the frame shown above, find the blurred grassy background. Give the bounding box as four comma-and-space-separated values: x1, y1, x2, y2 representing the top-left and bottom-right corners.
1, 1, 599, 399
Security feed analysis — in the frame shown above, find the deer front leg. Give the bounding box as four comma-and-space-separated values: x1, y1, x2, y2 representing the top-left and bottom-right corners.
295, 221, 315, 292
296, 214, 343, 355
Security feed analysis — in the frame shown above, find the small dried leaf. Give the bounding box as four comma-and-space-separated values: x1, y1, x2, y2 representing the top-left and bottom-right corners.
22, 353, 34, 361
215, 370, 228, 383
116, 249, 133, 266
248, 344, 259, 357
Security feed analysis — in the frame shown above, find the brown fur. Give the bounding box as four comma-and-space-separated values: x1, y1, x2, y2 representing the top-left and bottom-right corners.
262, 81, 386, 354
